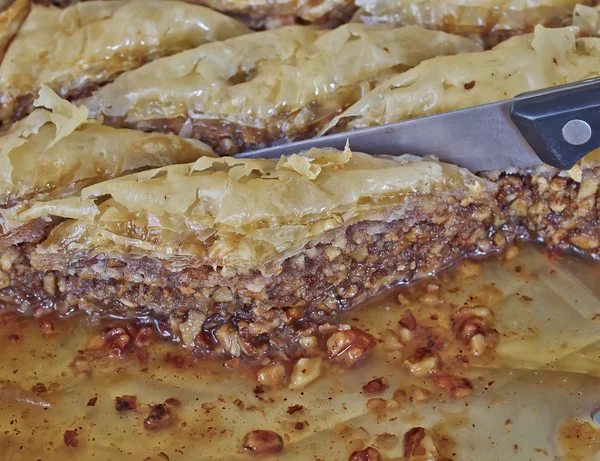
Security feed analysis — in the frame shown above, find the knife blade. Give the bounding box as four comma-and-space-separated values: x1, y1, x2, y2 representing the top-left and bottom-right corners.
234, 77, 600, 172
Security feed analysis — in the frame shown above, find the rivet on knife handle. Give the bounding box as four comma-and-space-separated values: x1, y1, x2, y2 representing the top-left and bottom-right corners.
510, 78, 600, 170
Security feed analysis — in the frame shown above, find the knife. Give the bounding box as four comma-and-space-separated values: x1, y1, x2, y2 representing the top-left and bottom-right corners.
234, 77, 600, 172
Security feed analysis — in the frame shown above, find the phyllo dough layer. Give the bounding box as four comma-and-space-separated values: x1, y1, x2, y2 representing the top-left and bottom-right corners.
354, 0, 597, 46
17, 148, 508, 358
0, 0, 250, 124
84, 23, 482, 155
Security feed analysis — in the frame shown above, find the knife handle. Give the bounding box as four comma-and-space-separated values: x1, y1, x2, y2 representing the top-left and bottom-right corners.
510, 78, 600, 170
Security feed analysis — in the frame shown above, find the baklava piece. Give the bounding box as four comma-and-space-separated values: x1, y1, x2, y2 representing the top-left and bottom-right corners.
0, 0, 250, 124
84, 23, 481, 155
22, 147, 508, 358
322, 25, 600, 258
0, 0, 29, 60
353, 0, 597, 46
0, 86, 215, 314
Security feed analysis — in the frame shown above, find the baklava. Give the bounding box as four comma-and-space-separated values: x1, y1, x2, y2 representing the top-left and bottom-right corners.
0, 86, 215, 314
354, 0, 597, 46
322, 25, 600, 258
17, 147, 508, 358
0, 0, 250, 124
84, 23, 481, 155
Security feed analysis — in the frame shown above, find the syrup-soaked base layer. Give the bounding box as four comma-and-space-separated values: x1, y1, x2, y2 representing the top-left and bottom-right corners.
0, 245, 599, 460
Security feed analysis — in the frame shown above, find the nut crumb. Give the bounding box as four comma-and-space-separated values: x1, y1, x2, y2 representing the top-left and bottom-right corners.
63, 429, 79, 447
144, 404, 172, 430
115, 395, 137, 411
349, 447, 381, 461
287, 404, 304, 414
362, 377, 389, 395
243, 430, 284, 456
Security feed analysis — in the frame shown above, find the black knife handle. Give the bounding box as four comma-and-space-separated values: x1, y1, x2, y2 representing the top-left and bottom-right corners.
510, 78, 600, 170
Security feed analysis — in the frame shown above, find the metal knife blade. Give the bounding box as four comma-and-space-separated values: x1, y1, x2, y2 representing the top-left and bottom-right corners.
236, 99, 537, 172
234, 78, 600, 172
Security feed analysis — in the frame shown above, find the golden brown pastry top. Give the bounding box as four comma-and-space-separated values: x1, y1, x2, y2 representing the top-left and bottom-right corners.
322, 26, 600, 134
354, 0, 586, 40
85, 24, 481, 131
27, 147, 495, 274
0, 86, 215, 229
0, 0, 250, 122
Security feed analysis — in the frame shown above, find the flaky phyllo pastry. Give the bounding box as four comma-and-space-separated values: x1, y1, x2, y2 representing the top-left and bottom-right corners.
0, 0, 250, 124
322, 26, 600, 134
84, 23, 481, 155
0, 85, 214, 245
354, 0, 597, 46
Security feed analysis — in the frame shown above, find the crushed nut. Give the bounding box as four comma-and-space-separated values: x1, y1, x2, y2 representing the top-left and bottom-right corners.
287, 404, 304, 414
178, 310, 206, 347
215, 323, 241, 357
289, 357, 322, 389
257, 363, 287, 388
63, 429, 79, 447
431, 371, 473, 398
451, 306, 499, 355
144, 404, 172, 430
404, 348, 439, 376
243, 430, 284, 456
327, 326, 375, 367
399, 310, 417, 330
362, 377, 389, 395
403, 427, 440, 459
349, 447, 381, 461
115, 395, 137, 411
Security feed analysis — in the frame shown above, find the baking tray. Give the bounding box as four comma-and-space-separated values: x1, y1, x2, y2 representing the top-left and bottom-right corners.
0, 244, 599, 460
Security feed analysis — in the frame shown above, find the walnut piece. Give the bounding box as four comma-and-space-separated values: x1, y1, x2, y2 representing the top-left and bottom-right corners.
243, 430, 284, 456
327, 326, 375, 367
